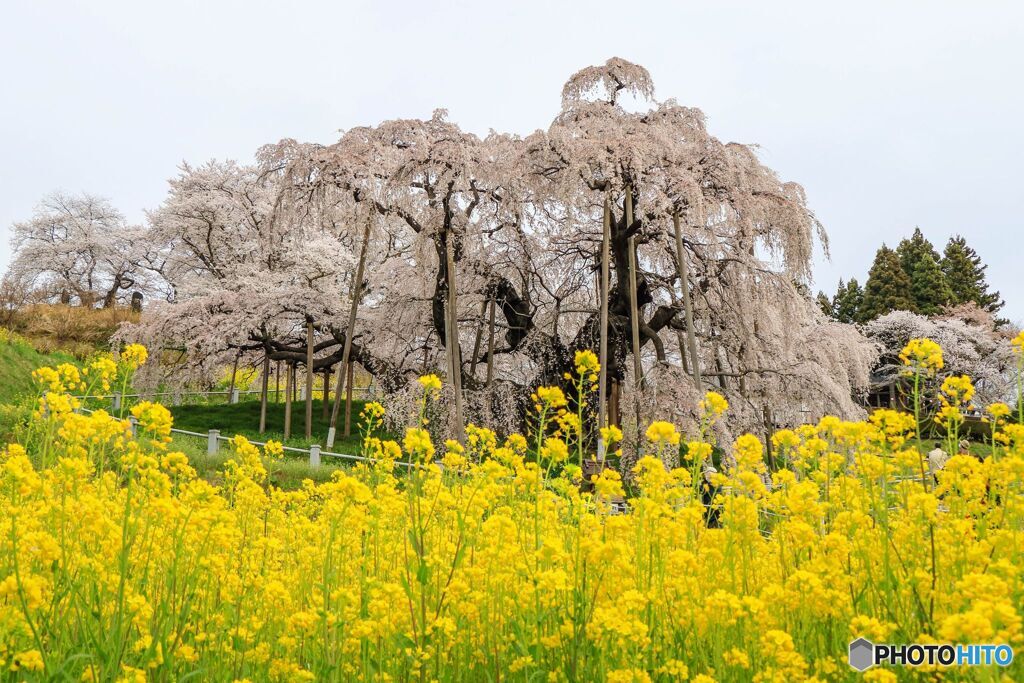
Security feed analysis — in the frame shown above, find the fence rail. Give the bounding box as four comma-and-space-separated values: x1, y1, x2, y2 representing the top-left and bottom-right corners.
75, 405, 411, 469
73, 385, 373, 406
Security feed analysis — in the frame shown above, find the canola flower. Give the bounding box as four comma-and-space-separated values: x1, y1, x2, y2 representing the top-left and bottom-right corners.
1014, 331, 1024, 425
699, 391, 729, 419
417, 374, 442, 393
2, 341, 1024, 681
573, 349, 600, 385
645, 420, 680, 447
1012, 330, 1024, 356
899, 338, 944, 375
119, 343, 149, 370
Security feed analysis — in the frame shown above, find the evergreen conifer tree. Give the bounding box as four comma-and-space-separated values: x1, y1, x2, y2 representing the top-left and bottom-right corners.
816, 290, 834, 318
896, 227, 942, 275
859, 246, 915, 321
941, 235, 1004, 314
833, 277, 864, 324
895, 226, 959, 314
908, 252, 953, 315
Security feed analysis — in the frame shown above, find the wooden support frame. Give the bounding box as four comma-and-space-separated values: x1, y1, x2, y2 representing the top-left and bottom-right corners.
597, 194, 612, 460
327, 212, 373, 447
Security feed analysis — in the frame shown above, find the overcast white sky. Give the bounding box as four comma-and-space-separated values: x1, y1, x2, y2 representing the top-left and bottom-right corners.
2, 1, 1022, 320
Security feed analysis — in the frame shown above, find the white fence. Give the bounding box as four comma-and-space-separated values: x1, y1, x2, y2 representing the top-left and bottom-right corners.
78, 385, 373, 410
76, 404, 411, 470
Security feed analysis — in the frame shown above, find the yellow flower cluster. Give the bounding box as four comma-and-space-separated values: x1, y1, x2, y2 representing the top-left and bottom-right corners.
600, 424, 623, 446
533, 385, 567, 410
936, 374, 976, 428
1013, 330, 1024, 356
645, 420, 680, 446
83, 355, 118, 393
699, 390, 729, 418
539, 436, 569, 464
3, 342, 1024, 680
573, 349, 600, 383
120, 343, 149, 370
417, 373, 442, 392
32, 363, 85, 394
402, 426, 435, 461
900, 337, 944, 374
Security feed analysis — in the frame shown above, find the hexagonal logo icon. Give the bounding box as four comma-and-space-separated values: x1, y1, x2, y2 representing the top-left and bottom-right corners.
849, 637, 875, 671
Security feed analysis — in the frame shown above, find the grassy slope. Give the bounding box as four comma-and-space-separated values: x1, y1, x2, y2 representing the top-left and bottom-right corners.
1, 318, 369, 489
170, 435, 347, 489
167, 397, 381, 453
0, 331, 79, 439
167, 399, 396, 488
0, 332, 76, 405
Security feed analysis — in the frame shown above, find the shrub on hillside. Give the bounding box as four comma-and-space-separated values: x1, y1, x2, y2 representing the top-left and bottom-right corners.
7, 303, 138, 357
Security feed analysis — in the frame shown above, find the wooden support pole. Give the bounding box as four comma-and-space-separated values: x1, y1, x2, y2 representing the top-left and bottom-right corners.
305, 321, 314, 439
422, 332, 431, 373
676, 331, 689, 374
469, 298, 488, 377
625, 190, 642, 390
597, 195, 612, 437
445, 232, 465, 441
713, 337, 728, 390
672, 214, 702, 388
322, 368, 331, 420
625, 186, 644, 448
227, 352, 240, 405
485, 296, 496, 389
275, 360, 282, 403
259, 354, 269, 434
627, 233, 643, 441
328, 213, 372, 448
344, 360, 355, 437
609, 379, 620, 428
443, 294, 454, 381
284, 361, 293, 440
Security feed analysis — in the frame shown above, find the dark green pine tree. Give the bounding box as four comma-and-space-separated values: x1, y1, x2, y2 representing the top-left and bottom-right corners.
858, 245, 915, 322
816, 290, 834, 318
895, 226, 954, 313
908, 252, 953, 315
832, 277, 864, 324
896, 227, 942, 275
941, 235, 1004, 314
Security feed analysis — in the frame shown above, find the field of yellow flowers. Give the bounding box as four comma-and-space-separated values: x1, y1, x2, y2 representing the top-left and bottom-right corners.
2, 338, 1024, 682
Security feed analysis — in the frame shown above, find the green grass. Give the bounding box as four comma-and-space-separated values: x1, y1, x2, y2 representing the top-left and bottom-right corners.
0, 329, 381, 488
169, 434, 349, 489
0, 329, 79, 439
168, 397, 384, 453
906, 436, 994, 460
0, 330, 76, 405
164, 398, 403, 489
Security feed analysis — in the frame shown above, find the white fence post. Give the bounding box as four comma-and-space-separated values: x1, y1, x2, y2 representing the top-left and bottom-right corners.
111, 392, 121, 412
208, 429, 220, 455
128, 416, 139, 438
309, 444, 321, 467
299, 384, 306, 401
230, 388, 240, 404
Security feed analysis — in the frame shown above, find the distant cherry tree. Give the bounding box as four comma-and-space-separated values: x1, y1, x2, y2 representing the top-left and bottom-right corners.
123, 58, 878, 438
863, 306, 1017, 406
8, 192, 148, 307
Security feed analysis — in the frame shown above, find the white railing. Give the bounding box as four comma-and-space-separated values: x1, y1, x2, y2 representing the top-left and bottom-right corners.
76, 405, 411, 469
74, 385, 372, 409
